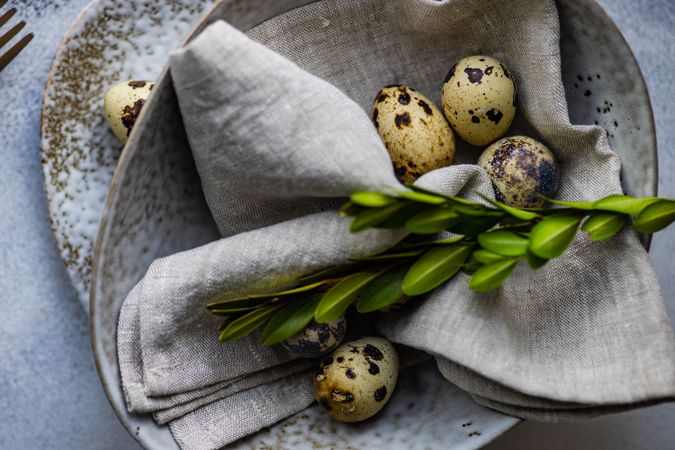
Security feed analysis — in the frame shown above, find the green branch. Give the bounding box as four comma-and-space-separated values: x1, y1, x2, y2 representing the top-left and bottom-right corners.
209, 189, 675, 344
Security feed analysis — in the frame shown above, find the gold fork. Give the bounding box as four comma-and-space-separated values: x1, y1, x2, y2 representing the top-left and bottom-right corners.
0, 0, 33, 72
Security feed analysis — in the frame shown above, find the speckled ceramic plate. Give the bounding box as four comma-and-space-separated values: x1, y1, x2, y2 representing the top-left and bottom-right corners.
87, 0, 657, 449
40, 0, 212, 307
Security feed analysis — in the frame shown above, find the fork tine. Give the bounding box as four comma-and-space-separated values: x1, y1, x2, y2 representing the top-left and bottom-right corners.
0, 20, 24, 49
0, 32, 32, 72
0, 8, 16, 28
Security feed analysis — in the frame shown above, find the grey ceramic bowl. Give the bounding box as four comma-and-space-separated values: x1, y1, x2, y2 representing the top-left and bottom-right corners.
90, 0, 657, 448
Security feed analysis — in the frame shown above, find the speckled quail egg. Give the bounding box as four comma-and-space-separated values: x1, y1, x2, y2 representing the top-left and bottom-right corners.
314, 336, 399, 422
441, 55, 516, 146
372, 85, 455, 183
478, 135, 559, 208
104, 80, 154, 143
281, 315, 347, 358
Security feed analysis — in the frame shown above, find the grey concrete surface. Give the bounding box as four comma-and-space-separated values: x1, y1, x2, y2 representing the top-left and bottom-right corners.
0, 0, 672, 449
0, 1, 141, 449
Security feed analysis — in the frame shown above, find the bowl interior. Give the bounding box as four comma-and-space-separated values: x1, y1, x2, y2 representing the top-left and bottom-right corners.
41, 0, 212, 306
90, 0, 657, 448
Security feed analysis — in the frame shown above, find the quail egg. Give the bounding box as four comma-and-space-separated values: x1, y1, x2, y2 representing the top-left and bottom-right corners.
281, 315, 347, 358
314, 336, 399, 422
373, 85, 455, 183
478, 135, 559, 208
441, 55, 516, 146
104, 80, 154, 143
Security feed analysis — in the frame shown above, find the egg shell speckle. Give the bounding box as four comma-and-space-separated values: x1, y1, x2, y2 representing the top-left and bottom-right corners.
314, 337, 399, 422
281, 315, 347, 359
478, 135, 559, 208
442, 55, 516, 146
373, 85, 455, 183
104, 80, 155, 143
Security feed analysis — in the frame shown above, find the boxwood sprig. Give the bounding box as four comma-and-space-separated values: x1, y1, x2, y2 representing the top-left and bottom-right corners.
208, 188, 675, 344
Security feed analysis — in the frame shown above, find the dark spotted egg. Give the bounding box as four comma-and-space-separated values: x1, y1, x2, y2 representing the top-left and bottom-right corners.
441, 55, 516, 146
104, 80, 155, 144
372, 85, 455, 183
314, 337, 399, 422
478, 136, 559, 208
281, 315, 346, 359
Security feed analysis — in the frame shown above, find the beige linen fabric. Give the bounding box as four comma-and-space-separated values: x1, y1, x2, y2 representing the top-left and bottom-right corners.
117, 1, 675, 448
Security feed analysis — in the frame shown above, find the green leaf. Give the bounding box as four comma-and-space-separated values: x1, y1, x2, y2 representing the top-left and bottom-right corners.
356, 266, 409, 313
209, 305, 261, 315
472, 249, 506, 264
539, 195, 595, 210
489, 200, 541, 221
453, 203, 492, 216
633, 201, 675, 233
445, 195, 479, 206
420, 236, 467, 245
533, 207, 580, 216
446, 211, 503, 236
350, 249, 426, 262
477, 230, 529, 256
476, 192, 541, 221
388, 236, 465, 252
218, 317, 235, 332
339, 201, 367, 217
581, 212, 627, 241
260, 295, 322, 345
469, 257, 520, 292
528, 213, 582, 259
351, 191, 397, 208
405, 207, 460, 234
350, 203, 406, 232
462, 257, 482, 274
315, 271, 380, 322
248, 281, 329, 299
525, 250, 548, 269
407, 185, 477, 206
218, 304, 282, 343
211, 311, 256, 326
398, 190, 448, 205
593, 195, 660, 215
402, 243, 474, 296
375, 203, 424, 228
208, 280, 330, 310
206, 297, 268, 311
296, 262, 367, 285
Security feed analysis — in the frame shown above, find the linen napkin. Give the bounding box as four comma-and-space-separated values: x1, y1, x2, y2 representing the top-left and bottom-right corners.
118, 0, 675, 448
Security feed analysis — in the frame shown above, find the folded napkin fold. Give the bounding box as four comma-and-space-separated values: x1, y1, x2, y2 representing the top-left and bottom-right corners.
117, 0, 675, 448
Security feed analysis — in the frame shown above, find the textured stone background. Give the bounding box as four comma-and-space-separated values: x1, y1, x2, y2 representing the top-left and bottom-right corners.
0, 0, 672, 448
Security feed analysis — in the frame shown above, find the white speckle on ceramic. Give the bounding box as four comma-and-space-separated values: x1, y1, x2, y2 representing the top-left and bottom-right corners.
40, 0, 210, 306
